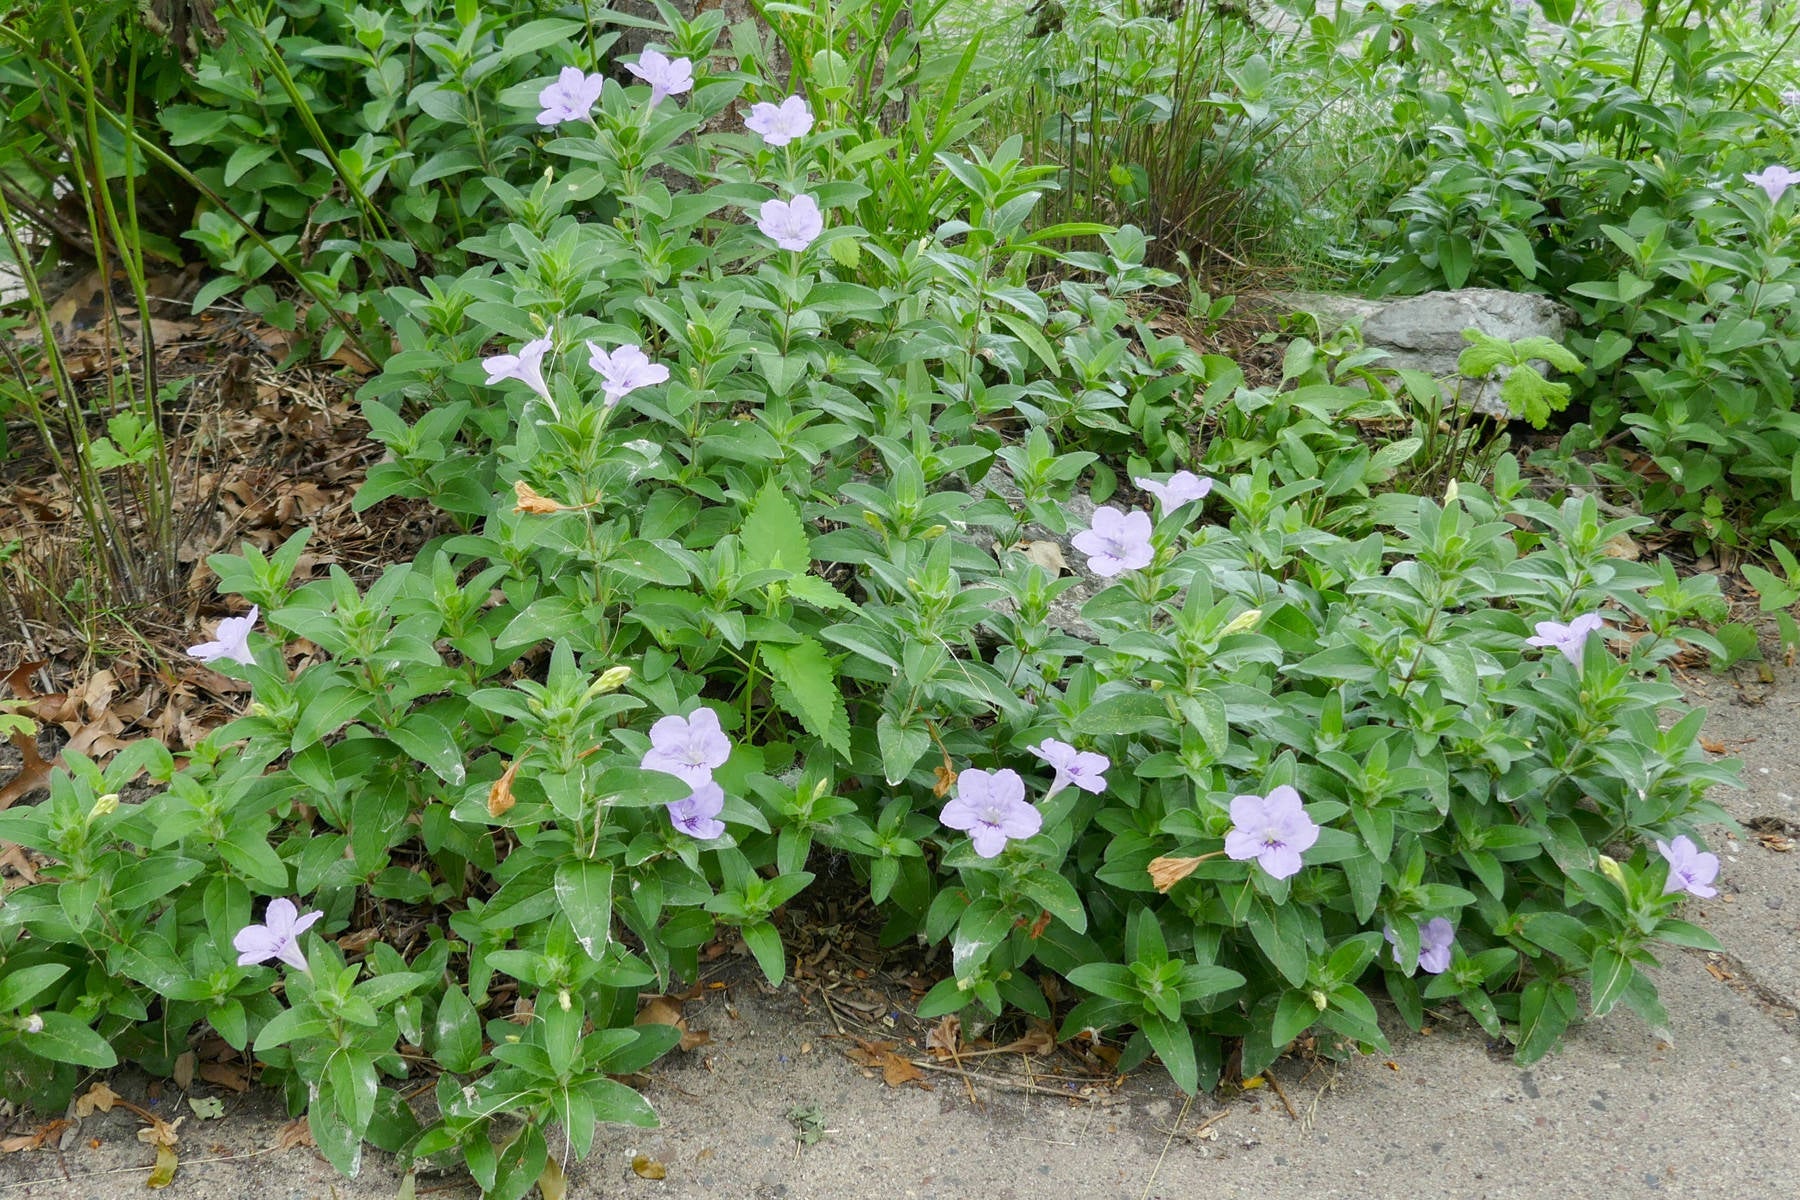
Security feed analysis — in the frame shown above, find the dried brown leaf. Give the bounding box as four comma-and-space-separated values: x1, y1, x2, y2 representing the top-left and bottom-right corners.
881, 1051, 924, 1088
924, 1014, 962, 1059
272, 1118, 313, 1151
1012, 539, 1067, 575
512, 481, 565, 515
631, 1155, 667, 1180
197, 1061, 250, 1093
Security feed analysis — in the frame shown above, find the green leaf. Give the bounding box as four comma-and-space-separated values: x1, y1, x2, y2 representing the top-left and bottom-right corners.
1138, 1012, 1198, 1094
760, 637, 850, 757
1587, 948, 1633, 1018
433, 985, 482, 1074
24, 1012, 117, 1068
740, 921, 786, 986
555, 860, 616, 960
1017, 869, 1088, 933
1272, 989, 1320, 1047
740, 479, 812, 575
876, 712, 931, 786
0, 963, 68, 1012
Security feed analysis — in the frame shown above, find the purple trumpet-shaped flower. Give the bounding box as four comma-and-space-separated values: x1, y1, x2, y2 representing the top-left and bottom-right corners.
1134, 471, 1214, 515
1385, 918, 1456, 975
233, 898, 324, 973
941, 768, 1042, 858
1223, 785, 1319, 881
1029, 738, 1109, 800
756, 194, 824, 252
625, 49, 693, 108
537, 67, 606, 126
1782, 87, 1800, 110
745, 95, 814, 146
483, 336, 554, 402
1070, 506, 1155, 578
586, 342, 669, 406
189, 605, 259, 667
1744, 165, 1800, 204
1656, 834, 1719, 899
641, 708, 732, 788
1525, 612, 1605, 667
667, 780, 726, 840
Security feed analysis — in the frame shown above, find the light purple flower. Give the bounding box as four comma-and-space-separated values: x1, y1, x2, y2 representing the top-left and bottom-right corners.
745, 95, 814, 146
756, 194, 824, 252
233, 898, 324, 973
22, 1014, 44, 1034
483, 336, 553, 402
1525, 612, 1605, 667
641, 708, 732, 788
1656, 834, 1719, 899
1029, 738, 1109, 800
1070, 506, 1155, 578
586, 342, 669, 405
1385, 918, 1455, 975
625, 49, 693, 108
536, 67, 606, 126
667, 780, 726, 840
1744, 164, 1800, 204
1133, 471, 1213, 515
189, 604, 259, 667
1223, 785, 1319, 881
941, 768, 1042, 858
1782, 88, 1800, 110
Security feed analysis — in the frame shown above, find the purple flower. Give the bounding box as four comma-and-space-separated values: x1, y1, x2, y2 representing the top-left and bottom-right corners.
233, 898, 324, 973
1029, 738, 1109, 800
586, 342, 669, 405
641, 708, 732, 788
1525, 612, 1605, 667
189, 605, 259, 667
757, 194, 824, 252
1385, 918, 1455, 975
1223, 785, 1319, 881
667, 780, 726, 840
1782, 88, 1800, 110
625, 49, 693, 108
1070, 506, 1155, 578
1656, 834, 1719, 899
537, 67, 606, 126
1133, 471, 1213, 515
1744, 164, 1800, 204
940, 768, 1042, 858
483, 336, 553, 402
745, 95, 814, 146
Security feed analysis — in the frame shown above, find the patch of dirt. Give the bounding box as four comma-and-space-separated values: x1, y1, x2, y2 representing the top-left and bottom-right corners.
0, 271, 440, 799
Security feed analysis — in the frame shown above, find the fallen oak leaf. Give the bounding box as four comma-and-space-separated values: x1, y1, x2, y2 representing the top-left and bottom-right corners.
881, 1051, 925, 1088
924, 1014, 962, 1060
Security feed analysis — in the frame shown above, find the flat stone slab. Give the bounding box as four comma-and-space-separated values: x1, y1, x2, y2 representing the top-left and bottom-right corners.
1267, 288, 1576, 419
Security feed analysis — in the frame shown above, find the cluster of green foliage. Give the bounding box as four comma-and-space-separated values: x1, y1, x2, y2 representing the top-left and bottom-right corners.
0, 5, 1744, 1197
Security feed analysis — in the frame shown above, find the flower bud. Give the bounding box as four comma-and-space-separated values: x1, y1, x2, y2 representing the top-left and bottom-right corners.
595, 665, 633, 693
1597, 854, 1627, 889
558, 988, 572, 1012
1444, 479, 1460, 503
89, 793, 119, 820
1310, 989, 1329, 1011
23, 1013, 43, 1034
1221, 608, 1263, 637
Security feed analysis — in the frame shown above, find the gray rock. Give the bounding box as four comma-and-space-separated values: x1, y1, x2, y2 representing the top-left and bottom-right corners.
1272, 288, 1576, 418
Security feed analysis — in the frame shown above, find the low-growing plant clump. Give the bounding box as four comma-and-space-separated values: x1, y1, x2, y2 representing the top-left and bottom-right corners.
0, 3, 1752, 1198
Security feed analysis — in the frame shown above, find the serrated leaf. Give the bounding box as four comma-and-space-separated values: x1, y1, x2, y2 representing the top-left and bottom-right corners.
740, 479, 812, 575
760, 637, 850, 757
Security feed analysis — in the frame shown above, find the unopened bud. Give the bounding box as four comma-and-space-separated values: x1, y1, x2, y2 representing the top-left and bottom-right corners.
90, 793, 119, 819
1444, 479, 1460, 503
595, 665, 632, 693
1310, 989, 1329, 1011
23, 1013, 43, 1034
1597, 854, 1626, 889
1221, 608, 1263, 637
558, 988, 572, 1012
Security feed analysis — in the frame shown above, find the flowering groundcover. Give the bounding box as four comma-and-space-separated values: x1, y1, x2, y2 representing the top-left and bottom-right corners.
0, 7, 1740, 1194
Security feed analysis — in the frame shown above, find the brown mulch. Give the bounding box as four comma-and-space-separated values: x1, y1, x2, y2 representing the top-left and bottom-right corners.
0, 266, 438, 790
